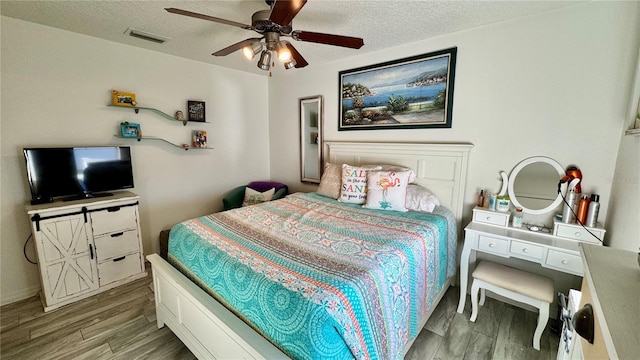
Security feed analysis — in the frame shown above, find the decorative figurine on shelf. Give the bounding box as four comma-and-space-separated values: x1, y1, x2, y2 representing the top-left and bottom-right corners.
192, 130, 207, 148
175, 110, 187, 125
181, 144, 190, 150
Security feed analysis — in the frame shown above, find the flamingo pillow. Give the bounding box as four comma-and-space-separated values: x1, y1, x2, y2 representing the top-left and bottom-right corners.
363, 170, 412, 212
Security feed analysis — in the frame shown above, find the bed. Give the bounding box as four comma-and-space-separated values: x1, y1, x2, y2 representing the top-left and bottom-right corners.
147, 141, 472, 359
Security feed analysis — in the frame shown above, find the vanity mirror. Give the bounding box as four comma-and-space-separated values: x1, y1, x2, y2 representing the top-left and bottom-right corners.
500, 156, 564, 215
299, 95, 323, 183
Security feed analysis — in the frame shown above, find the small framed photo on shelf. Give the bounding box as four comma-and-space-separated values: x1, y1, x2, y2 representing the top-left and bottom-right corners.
192, 130, 207, 148
112, 90, 137, 107
120, 122, 141, 138
187, 100, 206, 122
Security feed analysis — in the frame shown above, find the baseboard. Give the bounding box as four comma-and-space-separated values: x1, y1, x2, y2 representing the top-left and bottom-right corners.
1, 285, 40, 306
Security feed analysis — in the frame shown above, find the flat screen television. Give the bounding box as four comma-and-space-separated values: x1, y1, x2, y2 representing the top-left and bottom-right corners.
23, 146, 134, 203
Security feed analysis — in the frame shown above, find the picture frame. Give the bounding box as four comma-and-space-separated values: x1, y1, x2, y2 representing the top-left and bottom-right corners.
120, 122, 141, 138
192, 130, 207, 148
112, 90, 137, 107
187, 101, 206, 122
338, 47, 457, 131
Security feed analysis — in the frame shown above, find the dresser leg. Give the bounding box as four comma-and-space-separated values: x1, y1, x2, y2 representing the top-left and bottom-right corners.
457, 242, 472, 313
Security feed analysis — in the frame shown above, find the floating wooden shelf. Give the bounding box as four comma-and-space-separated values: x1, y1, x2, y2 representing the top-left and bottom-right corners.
107, 104, 210, 126
114, 135, 213, 151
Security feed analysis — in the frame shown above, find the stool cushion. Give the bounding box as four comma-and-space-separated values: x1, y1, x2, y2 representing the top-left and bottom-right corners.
472, 261, 554, 303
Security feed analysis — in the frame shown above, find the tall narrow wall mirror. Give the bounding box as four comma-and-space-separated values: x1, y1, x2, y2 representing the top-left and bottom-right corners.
299, 95, 323, 183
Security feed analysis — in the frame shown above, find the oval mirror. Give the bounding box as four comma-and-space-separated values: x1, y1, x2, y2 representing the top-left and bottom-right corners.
299, 95, 323, 183
507, 156, 564, 215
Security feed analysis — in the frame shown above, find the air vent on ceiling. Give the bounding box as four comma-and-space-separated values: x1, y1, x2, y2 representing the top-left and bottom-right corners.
126, 28, 168, 44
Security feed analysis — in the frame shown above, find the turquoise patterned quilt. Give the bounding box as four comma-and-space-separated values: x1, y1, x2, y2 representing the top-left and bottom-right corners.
168, 192, 456, 359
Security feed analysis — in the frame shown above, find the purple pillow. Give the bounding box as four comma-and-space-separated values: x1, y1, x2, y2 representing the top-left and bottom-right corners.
248, 181, 287, 193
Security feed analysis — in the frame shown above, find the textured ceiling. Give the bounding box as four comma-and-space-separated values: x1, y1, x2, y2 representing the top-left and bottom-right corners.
1, 1, 578, 76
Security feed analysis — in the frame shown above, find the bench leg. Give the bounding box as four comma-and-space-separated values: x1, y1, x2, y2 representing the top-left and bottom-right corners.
533, 301, 549, 351
479, 287, 486, 306
470, 280, 481, 322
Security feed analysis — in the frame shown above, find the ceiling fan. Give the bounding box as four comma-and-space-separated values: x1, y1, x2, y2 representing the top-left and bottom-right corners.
165, 0, 364, 72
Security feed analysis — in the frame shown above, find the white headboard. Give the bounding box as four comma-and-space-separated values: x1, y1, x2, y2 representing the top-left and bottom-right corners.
325, 141, 473, 227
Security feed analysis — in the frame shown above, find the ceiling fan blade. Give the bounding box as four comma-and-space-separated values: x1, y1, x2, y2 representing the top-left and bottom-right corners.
165, 8, 253, 30
269, 0, 307, 27
212, 37, 262, 56
292, 30, 364, 49
284, 42, 308, 68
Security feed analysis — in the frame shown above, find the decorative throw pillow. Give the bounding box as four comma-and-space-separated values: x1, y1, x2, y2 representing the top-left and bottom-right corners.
363, 170, 412, 211
339, 164, 381, 204
242, 187, 275, 207
377, 165, 417, 183
405, 184, 440, 213
316, 163, 342, 199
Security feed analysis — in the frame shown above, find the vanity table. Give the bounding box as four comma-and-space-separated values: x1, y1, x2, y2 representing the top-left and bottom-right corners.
457, 157, 606, 314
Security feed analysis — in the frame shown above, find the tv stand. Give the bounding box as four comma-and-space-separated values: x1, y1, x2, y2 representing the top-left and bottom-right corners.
25, 191, 146, 312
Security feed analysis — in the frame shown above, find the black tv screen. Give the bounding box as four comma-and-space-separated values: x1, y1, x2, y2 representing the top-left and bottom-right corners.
23, 146, 134, 202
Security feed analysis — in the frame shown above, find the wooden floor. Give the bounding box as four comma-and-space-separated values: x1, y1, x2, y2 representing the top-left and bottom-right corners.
406, 287, 560, 360
1, 264, 559, 359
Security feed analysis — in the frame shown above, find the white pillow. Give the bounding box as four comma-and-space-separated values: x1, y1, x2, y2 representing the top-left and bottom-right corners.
242, 187, 275, 207
339, 164, 381, 204
405, 184, 440, 213
316, 162, 341, 199
363, 170, 412, 212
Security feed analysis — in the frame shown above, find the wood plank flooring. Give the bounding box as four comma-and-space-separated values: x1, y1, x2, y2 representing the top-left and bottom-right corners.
1, 263, 559, 359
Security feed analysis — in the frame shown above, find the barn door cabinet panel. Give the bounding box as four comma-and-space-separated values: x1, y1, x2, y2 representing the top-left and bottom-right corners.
32, 214, 99, 307
26, 191, 147, 312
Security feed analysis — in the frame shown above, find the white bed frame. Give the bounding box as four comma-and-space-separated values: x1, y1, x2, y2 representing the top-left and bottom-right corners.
147, 141, 473, 359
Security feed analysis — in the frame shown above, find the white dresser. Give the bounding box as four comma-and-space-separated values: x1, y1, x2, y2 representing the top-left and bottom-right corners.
457, 207, 605, 314
26, 191, 146, 312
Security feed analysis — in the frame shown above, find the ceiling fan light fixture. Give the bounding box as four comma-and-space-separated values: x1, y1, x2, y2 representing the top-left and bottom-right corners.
284, 58, 297, 69
243, 41, 263, 60
276, 41, 292, 62
257, 50, 271, 71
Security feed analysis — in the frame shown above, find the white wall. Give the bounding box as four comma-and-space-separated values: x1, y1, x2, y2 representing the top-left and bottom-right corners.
269, 2, 640, 251
607, 42, 640, 251
0, 17, 270, 304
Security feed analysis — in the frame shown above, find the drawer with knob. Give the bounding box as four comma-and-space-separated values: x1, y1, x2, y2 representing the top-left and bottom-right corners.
545, 249, 583, 275
472, 207, 510, 227
510, 240, 544, 261
553, 222, 605, 244
478, 234, 509, 255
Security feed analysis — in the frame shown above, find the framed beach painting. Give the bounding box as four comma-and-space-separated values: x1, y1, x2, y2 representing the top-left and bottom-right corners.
338, 47, 457, 131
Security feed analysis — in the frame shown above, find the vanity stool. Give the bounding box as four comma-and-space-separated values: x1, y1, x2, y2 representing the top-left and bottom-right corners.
470, 261, 554, 350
